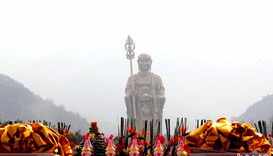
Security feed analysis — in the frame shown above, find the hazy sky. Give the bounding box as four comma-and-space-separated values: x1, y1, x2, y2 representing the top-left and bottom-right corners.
1, 0, 273, 132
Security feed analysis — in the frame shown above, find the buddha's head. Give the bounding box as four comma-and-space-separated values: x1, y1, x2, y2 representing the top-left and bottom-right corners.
137, 53, 152, 73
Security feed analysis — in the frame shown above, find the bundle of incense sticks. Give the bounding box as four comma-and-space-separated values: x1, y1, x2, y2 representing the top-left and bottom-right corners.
118, 117, 161, 153
143, 120, 148, 155
174, 118, 180, 137
165, 118, 171, 141
107, 117, 273, 156
118, 118, 124, 138
254, 120, 268, 137
125, 118, 129, 147
57, 121, 71, 135
0, 120, 73, 131
117, 117, 138, 150
177, 117, 188, 136
262, 120, 267, 136
150, 119, 154, 146
170, 117, 188, 142
157, 120, 161, 136
196, 119, 207, 128
91, 117, 273, 156
144, 120, 148, 141
164, 118, 173, 156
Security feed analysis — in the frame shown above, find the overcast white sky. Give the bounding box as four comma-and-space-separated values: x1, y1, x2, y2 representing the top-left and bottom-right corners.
0, 0, 273, 132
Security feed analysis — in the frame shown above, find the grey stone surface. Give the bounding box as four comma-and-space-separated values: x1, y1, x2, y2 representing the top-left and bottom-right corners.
125, 54, 165, 130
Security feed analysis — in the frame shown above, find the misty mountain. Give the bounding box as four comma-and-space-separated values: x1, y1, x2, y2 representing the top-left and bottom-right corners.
239, 94, 273, 122
0, 73, 88, 131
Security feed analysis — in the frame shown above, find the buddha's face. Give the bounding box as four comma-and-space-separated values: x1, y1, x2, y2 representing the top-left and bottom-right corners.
138, 54, 152, 72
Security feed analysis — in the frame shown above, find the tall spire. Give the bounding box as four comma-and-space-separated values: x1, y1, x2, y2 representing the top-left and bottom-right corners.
125, 35, 135, 76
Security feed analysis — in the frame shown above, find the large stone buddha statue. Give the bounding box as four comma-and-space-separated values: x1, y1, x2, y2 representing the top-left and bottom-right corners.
125, 53, 165, 130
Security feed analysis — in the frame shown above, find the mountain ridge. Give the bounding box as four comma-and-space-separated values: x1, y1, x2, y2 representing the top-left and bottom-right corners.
239, 94, 273, 122
0, 73, 88, 131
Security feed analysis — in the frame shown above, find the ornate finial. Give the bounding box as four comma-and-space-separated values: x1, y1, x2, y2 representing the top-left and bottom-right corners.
154, 135, 165, 156
81, 133, 93, 156
176, 137, 189, 156
105, 135, 116, 156
128, 137, 140, 156
125, 35, 135, 60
